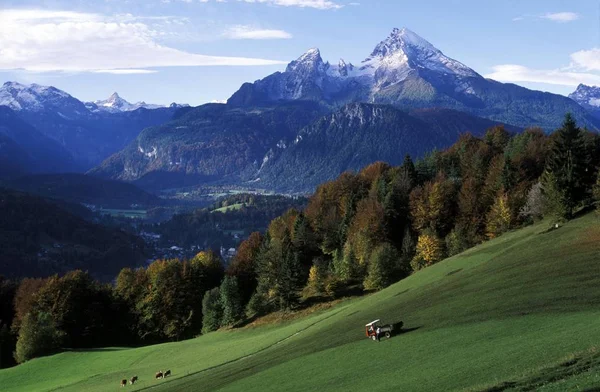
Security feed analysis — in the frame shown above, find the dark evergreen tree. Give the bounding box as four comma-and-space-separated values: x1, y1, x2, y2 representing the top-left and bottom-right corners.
545, 113, 588, 218
401, 154, 418, 185
201, 288, 222, 334
220, 276, 243, 326
277, 234, 303, 310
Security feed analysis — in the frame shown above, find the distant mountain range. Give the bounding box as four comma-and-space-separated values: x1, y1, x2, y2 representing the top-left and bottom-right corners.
85, 92, 188, 113
569, 84, 600, 120
0, 82, 187, 175
0, 106, 75, 179
4, 28, 600, 194
90, 28, 598, 193
229, 28, 598, 131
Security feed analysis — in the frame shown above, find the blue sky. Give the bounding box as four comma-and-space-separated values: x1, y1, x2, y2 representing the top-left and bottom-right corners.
1, 0, 599, 106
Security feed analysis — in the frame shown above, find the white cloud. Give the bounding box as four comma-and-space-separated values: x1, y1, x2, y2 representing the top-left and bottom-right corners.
223, 25, 292, 39
93, 69, 159, 74
0, 9, 286, 73
240, 0, 342, 8
485, 64, 600, 87
540, 12, 579, 23
571, 48, 600, 72
202, 0, 342, 9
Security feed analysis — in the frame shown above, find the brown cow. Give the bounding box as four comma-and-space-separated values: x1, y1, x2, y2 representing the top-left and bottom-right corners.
130, 376, 138, 385
164, 370, 171, 378
155, 371, 163, 380
121, 379, 127, 387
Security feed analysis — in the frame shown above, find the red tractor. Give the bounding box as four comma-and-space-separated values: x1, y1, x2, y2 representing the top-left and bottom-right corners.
365, 319, 395, 341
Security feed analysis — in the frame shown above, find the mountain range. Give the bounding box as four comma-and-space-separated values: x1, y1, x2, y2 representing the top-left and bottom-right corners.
3, 28, 599, 194
85, 92, 188, 113
569, 84, 600, 119
90, 28, 597, 193
0, 82, 188, 175
229, 28, 597, 131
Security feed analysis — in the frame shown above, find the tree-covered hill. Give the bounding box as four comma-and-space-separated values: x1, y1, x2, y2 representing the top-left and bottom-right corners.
89, 102, 327, 189
0, 189, 147, 280
255, 103, 520, 192
7, 173, 162, 209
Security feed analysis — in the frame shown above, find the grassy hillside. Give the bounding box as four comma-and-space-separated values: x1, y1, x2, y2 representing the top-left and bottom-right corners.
1, 213, 599, 391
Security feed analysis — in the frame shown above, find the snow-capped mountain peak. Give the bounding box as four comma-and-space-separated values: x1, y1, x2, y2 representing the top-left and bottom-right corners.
569, 84, 600, 108
360, 28, 480, 80
228, 27, 484, 106
89, 93, 167, 113
286, 48, 328, 74
367, 27, 437, 59
0, 81, 84, 113
97, 92, 132, 110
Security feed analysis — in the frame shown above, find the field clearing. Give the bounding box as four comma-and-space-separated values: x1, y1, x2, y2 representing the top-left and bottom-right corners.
211, 203, 247, 213
1, 214, 599, 391
99, 209, 148, 219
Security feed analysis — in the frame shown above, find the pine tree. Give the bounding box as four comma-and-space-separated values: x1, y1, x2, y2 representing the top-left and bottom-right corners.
545, 113, 588, 218
401, 154, 417, 185
277, 236, 303, 310
363, 243, 399, 290
594, 170, 600, 213
201, 288, 222, 334
541, 170, 567, 221
220, 276, 243, 327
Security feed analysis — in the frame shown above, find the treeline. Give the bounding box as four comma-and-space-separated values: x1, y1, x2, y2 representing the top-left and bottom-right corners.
149, 194, 307, 249
0, 251, 224, 367
213, 114, 599, 320
2, 114, 599, 367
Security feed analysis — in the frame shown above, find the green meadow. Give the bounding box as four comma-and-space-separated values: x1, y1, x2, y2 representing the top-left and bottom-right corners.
1, 213, 599, 392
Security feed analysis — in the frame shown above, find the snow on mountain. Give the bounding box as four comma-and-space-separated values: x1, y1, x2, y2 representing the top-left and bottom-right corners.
0, 82, 85, 114
87, 92, 168, 113
569, 84, 600, 109
228, 27, 484, 106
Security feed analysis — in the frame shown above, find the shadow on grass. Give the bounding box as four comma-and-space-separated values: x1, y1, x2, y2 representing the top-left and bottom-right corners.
67, 348, 128, 353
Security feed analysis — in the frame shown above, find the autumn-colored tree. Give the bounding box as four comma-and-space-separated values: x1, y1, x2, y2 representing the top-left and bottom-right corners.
457, 177, 483, 235
411, 230, 444, 271
227, 232, 263, 305
485, 193, 512, 239
409, 173, 456, 237
346, 198, 387, 266
305, 172, 368, 254
14, 312, 63, 364
484, 125, 511, 152
32, 271, 113, 348
12, 278, 48, 333
305, 258, 328, 296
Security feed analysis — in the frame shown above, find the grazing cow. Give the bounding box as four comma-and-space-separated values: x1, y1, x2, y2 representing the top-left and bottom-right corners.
130, 376, 138, 385
155, 371, 163, 380
164, 370, 171, 378
121, 379, 127, 387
